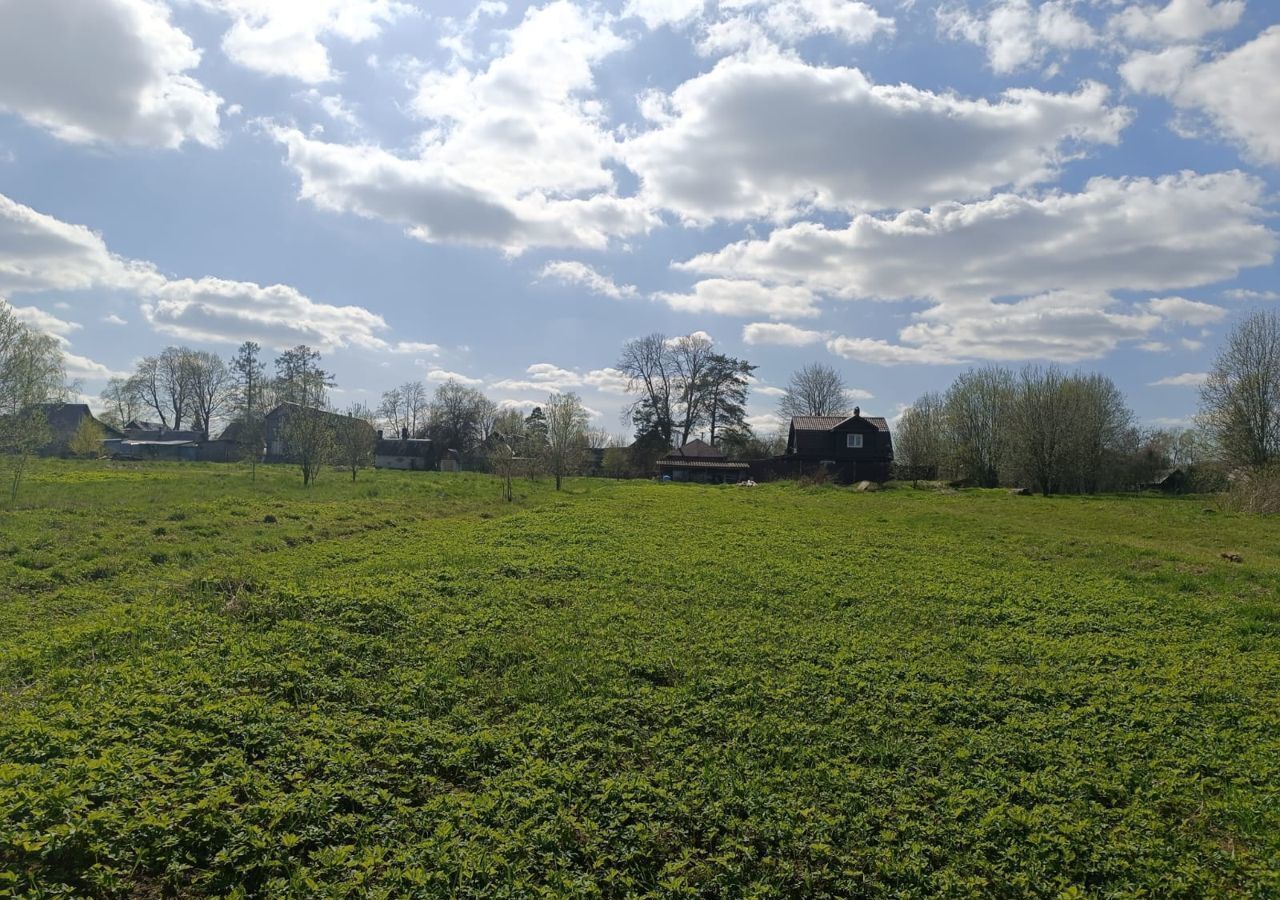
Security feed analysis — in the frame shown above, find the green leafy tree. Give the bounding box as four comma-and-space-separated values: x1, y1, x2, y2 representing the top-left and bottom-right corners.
274, 345, 333, 409
1, 302, 66, 502
68, 416, 105, 459
703, 354, 755, 447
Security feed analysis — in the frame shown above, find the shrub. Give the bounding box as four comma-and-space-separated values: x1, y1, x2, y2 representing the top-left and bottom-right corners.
1222, 465, 1280, 515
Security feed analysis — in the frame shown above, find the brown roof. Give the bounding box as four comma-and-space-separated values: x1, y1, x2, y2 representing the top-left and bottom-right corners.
790, 415, 889, 433
657, 459, 749, 469
664, 438, 726, 459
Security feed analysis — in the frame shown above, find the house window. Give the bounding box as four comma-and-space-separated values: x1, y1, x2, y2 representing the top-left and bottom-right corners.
847, 434, 864, 449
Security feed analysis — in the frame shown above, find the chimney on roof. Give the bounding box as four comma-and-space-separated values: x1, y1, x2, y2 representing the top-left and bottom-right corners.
401, 427, 409, 440
854, 406, 860, 417
377, 429, 383, 440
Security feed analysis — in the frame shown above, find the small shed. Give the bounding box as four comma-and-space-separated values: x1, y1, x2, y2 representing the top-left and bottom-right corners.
657, 439, 749, 484
439, 449, 462, 473
375, 430, 436, 471
1140, 467, 1187, 493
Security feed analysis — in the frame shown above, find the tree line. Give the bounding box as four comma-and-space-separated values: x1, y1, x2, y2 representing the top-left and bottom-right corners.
6, 298, 1280, 502
98, 340, 605, 491
894, 365, 1148, 495
614, 334, 867, 470
893, 310, 1280, 497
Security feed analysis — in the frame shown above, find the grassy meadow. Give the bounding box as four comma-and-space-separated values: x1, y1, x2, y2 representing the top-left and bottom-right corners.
1, 460, 1278, 897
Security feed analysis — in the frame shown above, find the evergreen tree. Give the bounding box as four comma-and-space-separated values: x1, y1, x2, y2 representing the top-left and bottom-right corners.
230, 341, 267, 478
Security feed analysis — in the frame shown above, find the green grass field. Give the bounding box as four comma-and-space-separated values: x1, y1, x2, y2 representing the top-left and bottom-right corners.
2, 461, 1278, 897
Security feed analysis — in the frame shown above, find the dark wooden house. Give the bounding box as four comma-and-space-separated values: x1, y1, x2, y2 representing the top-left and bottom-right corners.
657, 438, 749, 484
1139, 466, 1187, 493
260, 403, 371, 463
779, 408, 894, 483
33, 404, 122, 456
375, 429, 436, 471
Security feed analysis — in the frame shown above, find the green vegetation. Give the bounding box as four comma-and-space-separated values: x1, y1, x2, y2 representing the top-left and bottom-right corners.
2, 461, 1278, 897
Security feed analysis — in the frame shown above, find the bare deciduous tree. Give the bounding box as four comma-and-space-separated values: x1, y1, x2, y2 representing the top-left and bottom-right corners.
492, 439, 519, 501
491, 407, 527, 443
619, 335, 757, 449
273, 346, 335, 486
777, 363, 851, 418
428, 380, 488, 457
98, 377, 142, 430
476, 396, 500, 447
895, 391, 946, 477
129, 347, 192, 430
669, 332, 715, 445
378, 386, 407, 435
282, 406, 335, 487
334, 403, 376, 482
1199, 309, 1280, 468
944, 365, 1013, 487
1007, 365, 1075, 496
184, 350, 231, 439
403, 381, 429, 437
543, 391, 589, 490
618, 333, 675, 443
1062, 373, 1132, 493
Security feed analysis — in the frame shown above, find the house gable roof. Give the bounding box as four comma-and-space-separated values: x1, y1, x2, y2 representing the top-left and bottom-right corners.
657, 459, 749, 470
376, 437, 433, 457
790, 414, 889, 434
36, 403, 123, 439
663, 438, 726, 459
124, 419, 164, 432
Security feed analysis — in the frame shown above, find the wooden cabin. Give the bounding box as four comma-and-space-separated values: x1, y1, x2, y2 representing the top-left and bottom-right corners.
782, 408, 894, 483
657, 438, 749, 484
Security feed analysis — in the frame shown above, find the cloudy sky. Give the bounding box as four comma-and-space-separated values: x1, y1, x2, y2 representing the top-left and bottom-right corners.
1, 0, 1277, 434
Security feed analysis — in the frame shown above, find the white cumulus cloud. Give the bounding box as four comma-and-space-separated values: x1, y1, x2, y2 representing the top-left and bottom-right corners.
682, 172, 1274, 364
938, 1, 1097, 74
195, 0, 411, 83
540, 261, 637, 299
655, 279, 819, 319
424, 368, 484, 386
1112, 0, 1244, 45
1146, 296, 1228, 325
1150, 371, 1209, 386
623, 54, 1128, 220
0, 0, 221, 148
742, 322, 829, 346
0, 191, 427, 356
1122, 26, 1280, 165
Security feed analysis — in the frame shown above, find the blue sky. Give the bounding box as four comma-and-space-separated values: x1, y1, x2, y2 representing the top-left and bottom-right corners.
1, 0, 1277, 435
